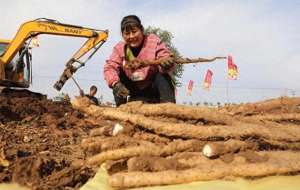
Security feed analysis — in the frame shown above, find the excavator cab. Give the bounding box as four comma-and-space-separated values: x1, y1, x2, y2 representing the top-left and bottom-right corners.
0, 39, 32, 88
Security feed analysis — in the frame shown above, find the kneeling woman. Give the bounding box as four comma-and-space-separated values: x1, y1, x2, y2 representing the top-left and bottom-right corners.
104, 15, 176, 106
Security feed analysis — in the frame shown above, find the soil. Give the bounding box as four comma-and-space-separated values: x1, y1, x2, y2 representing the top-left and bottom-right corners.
0, 89, 108, 190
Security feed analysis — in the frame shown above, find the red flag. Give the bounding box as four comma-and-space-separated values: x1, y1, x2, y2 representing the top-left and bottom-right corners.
227, 55, 238, 80
203, 69, 213, 90
186, 80, 194, 95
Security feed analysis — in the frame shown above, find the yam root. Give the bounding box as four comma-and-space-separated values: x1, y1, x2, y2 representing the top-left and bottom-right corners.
202, 139, 300, 158
246, 113, 300, 125
127, 156, 188, 172
109, 151, 300, 189
74, 104, 300, 142
119, 101, 233, 125
133, 132, 171, 145
260, 139, 300, 151
89, 126, 114, 136
124, 56, 226, 70
202, 140, 257, 158
87, 140, 204, 165
89, 124, 134, 137
87, 145, 159, 166
82, 136, 155, 153
224, 97, 300, 116
105, 159, 128, 175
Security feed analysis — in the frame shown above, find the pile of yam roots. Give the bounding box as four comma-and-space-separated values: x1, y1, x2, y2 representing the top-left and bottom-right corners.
72, 97, 300, 189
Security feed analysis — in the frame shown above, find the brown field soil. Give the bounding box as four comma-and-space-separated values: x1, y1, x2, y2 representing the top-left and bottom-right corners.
1, 89, 300, 189
0, 89, 110, 190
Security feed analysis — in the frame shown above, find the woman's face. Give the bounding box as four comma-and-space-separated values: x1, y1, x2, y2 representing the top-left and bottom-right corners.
122, 26, 144, 48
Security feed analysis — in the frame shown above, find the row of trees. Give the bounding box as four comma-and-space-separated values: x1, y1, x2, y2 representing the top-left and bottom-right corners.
182, 101, 240, 107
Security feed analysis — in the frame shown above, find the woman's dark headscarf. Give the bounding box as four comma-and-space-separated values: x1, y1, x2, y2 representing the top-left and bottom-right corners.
121, 15, 144, 33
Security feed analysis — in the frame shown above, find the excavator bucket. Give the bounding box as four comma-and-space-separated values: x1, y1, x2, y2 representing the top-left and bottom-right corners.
53, 65, 76, 91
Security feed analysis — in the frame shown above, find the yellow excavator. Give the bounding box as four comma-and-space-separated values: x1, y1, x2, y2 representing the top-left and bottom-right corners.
0, 18, 108, 91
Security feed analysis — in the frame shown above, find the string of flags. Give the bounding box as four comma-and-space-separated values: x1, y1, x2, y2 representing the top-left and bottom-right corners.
185, 55, 238, 95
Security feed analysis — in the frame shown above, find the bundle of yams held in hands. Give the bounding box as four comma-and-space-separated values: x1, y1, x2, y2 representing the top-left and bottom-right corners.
124, 55, 227, 70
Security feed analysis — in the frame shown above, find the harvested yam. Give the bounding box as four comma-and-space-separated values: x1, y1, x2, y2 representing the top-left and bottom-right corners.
81, 136, 106, 145
108, 151, 300, 189
105, 159, 128, 175
87, 140, 204, 165
246, 113, 300, 125
120, 101, 233, 125
161, 140, 204, 156
202, 139, 257, 158
89, 106, 300, 141
202, 138, 300, 155
123, 113, 300, 141
89, 126, 114, 136
82, 136, 155, 153
81, 134, 300, 158
259, 139, 300, 151
169, 152, 205, 160
71, 96, 300, 189
238, 150, 269, 163
170, 151, 268, 168
224, 97, 300, 116
133, 132, 171, 144
171, 152, 225, 167
77, 105, 300, 141
127, 156, 188, 172
87, 145, 159, 166
89, 123, 134, 137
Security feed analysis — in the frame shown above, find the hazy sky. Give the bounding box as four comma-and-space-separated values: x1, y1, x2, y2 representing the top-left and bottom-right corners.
1, 0, 299, 104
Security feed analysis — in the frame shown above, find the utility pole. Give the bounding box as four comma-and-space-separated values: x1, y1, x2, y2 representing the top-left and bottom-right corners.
226, 78, 229, 104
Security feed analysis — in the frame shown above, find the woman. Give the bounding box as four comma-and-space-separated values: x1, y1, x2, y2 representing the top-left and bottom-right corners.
104, 15, 176, 106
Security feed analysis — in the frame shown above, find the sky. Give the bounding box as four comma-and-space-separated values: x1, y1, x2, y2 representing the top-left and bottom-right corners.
1, 0, 300, 104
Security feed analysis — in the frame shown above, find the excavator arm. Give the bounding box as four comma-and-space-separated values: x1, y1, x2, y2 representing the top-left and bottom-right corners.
0, 18, 108, 90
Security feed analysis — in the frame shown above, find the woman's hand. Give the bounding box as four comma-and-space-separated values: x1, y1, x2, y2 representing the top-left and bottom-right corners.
159, 56, 175, 69
113, 82, 129, 98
